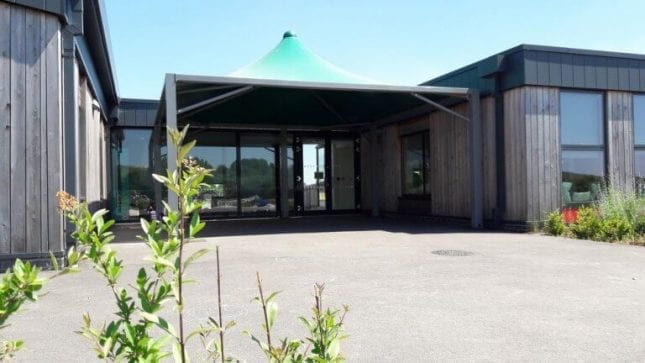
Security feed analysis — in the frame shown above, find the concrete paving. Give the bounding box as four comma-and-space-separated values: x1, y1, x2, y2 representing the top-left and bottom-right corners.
5, 216, 645, 362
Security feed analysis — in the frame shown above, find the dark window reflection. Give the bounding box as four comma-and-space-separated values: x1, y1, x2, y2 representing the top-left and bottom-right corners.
636, 147, 645, 196
560, 91, 604, 206
239, 134, 278, 214
188, 132, 238, 216
402, 132, 430, 195
110, 128, 153, 221
561, 151, 604, 204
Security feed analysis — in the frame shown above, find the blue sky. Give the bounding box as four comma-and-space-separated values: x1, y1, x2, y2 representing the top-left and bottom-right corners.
105, 0, 645, 99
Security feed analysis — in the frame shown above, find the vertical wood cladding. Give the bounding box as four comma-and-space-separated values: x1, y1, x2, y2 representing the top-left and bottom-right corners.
367, 97, 495, 220
0, 3, 63, 256
607, 92, 634, 193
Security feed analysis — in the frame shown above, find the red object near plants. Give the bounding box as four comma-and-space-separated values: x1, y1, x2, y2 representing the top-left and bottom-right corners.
562, 207, 578, 224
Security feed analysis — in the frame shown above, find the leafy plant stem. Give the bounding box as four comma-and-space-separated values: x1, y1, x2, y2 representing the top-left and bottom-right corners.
216, 246, 225, 362
256, 272, 272, 349
178, 194, 186, 361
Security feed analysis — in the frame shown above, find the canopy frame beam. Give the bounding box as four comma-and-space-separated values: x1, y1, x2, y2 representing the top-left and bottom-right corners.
411, 93, 470, 122
177, 85, 254, 119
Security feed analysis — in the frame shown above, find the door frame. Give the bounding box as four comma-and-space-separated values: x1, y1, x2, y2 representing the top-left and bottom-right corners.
292, 132, 361, 215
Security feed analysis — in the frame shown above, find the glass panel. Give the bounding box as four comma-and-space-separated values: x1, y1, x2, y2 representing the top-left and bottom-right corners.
110, 128, 154, 221
402, 133, 425, 195
635, 95, 645, 145
188, 132, 238, 216
239, 134, 278, 215
636, 150, 645, 196
561, 150, 604, 205
331, 139, 355, 210
303, 138, 326, 211
560, 92, 603, 145
287, 145, 295, 212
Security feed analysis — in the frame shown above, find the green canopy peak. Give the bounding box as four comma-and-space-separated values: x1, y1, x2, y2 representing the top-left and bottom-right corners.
230, 31, 378, 84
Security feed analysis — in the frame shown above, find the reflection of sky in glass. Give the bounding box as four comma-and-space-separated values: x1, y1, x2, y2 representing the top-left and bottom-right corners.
119, 129, 152, 167
561, 92, 603, 145
303, 143, 324, 185
636, 150, 645, 177
635, 95, 645, 145
562, 150, 604, 176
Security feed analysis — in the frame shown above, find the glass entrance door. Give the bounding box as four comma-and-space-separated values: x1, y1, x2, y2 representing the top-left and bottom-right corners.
294, 135, 359, 213
302, 138, 326, 211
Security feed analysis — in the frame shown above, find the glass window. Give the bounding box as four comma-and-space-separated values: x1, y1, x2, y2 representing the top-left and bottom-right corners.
188, 132, 238, 216
560, 91, 604, 206
561, 92, 603, 145
561, 150, 604, 204
636, 150, 645, 196
635, 95, 645, 195
110, 128, 154, 221
634, 95, 645, 145
239, 134, 278, 215
402, 132, 430, 195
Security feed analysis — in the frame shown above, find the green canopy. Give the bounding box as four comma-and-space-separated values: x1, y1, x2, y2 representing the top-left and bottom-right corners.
230, 31, 377, 84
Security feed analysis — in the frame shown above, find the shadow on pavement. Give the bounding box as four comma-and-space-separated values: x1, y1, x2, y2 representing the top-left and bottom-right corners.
112, 215, 486, 243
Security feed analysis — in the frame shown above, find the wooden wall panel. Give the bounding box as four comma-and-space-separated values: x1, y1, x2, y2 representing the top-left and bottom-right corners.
363, 96, 495, 220
607, 91, 634, 193
481, 97, 496, 219
45, 13, 62, 253
25, 9, 42, 253
0, 2, 11, 253
10, 5, 27, 253
0, 4, 62, 257
504, 88, 527, 221
523, 87, 560, 222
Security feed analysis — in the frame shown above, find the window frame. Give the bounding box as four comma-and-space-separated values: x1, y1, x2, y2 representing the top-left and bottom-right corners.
559, 90, 607, 206
400, 130, 431, 197
633, 94, 645, 195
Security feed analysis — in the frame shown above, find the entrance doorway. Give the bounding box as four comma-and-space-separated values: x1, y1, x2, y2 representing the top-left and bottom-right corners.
294, 135, 360, 214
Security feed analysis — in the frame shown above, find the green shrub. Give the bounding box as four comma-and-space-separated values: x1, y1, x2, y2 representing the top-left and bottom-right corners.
545, 211, 565, 236
0, 259, 45, 360
58, 126, 349, 362
635, 214, 645, 236
569, 206, 601, 240
599, 217, 633, 242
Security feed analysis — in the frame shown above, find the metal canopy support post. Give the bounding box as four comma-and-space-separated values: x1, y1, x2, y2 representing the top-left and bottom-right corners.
279, 129, 289, 218
469, 90, 483, 229
370, 125, 380, 217
152, 123, 162, 218
165, 74, 179, 210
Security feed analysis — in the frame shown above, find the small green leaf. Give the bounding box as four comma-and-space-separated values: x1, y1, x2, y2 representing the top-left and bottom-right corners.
184, 248, 208, 269
267, 301, 278, 329
49, 251, 59, 271
179, 139, 197, 162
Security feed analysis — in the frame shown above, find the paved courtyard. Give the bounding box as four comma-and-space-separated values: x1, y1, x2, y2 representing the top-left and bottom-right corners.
6, 216, 645, 361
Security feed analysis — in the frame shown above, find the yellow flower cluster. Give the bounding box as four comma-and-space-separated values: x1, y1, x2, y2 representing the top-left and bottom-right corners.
182, 157, 207, 173
56, 190, 79, 212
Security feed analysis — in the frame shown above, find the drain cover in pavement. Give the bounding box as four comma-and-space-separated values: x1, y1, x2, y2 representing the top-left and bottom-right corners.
431, 249, 474, 256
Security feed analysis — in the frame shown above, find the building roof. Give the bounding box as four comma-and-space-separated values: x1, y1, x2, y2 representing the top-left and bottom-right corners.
230, 31, 377, 84
424, 44, 645, 94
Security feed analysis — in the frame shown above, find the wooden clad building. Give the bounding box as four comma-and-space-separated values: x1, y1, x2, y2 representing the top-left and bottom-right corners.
2, 1, 645, 268
0, 0, 117, 267
416, 45, 645, 226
